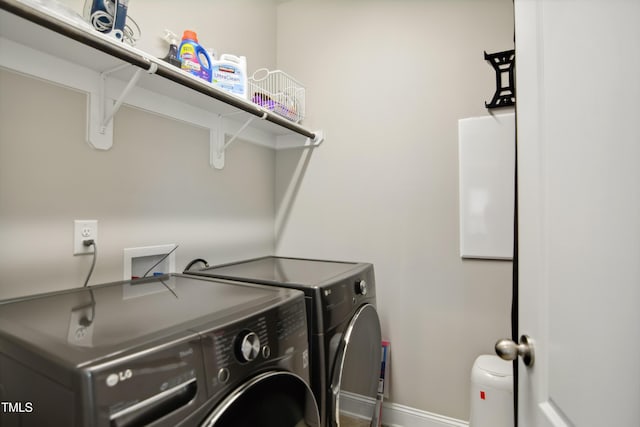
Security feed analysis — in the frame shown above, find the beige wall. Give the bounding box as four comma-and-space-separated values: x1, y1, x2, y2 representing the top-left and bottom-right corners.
275, 0, 514, 420
0, 70, 276, 299
0, 0, 279, 299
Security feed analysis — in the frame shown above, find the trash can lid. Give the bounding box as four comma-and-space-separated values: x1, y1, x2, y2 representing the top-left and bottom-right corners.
474, 355, 513, 377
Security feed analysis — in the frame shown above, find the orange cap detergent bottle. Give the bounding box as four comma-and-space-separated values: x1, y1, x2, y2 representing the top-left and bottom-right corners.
178, 30, 212, 82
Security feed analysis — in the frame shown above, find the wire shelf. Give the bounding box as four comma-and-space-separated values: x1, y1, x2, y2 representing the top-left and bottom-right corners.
248, 68, 305, 123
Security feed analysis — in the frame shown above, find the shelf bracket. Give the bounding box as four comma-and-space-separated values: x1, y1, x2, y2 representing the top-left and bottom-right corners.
276, 129, 325, 150
210, 112, 268, 170
87, 63, 158, 150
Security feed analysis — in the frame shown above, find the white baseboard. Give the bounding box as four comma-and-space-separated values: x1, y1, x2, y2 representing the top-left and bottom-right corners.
380, 401, 469, 427
340, 391, 469, 427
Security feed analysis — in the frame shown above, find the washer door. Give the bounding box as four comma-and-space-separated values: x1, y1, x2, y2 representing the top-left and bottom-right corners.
330, 304, 382, 426
200, 371, 320, 427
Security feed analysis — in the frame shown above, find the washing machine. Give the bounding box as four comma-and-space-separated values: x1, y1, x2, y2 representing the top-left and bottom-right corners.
0, 274, 320, 427
185, 256, 382, 427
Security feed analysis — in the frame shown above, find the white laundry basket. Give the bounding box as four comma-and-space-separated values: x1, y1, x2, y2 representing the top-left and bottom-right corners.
469, 355, 514, 427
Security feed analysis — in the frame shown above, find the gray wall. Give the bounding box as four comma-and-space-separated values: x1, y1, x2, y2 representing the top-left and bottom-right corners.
0, 0, 514, 422
275, 0, 514, 420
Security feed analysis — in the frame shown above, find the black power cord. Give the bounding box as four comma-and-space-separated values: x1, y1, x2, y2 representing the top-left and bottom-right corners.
82, 239, 97, 287
184, 258, 209, 272
79, 289, 96, 327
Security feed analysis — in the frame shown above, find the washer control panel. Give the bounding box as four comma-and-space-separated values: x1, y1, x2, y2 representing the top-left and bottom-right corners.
236, 331, 261, 363
201, 296, 307, 397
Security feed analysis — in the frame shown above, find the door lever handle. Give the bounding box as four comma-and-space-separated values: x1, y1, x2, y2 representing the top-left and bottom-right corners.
495, 335, 534, 367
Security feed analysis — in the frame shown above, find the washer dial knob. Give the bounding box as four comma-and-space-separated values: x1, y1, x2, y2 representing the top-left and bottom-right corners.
355, 279, 368, 296
236, 331, 261, 362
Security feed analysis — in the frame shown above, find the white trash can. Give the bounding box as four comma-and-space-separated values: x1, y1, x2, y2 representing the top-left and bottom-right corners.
469, 355, 514, 427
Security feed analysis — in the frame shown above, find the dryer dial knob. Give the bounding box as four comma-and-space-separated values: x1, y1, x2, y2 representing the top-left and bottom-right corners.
355, 279, 368, 296
237, 331, 261, 363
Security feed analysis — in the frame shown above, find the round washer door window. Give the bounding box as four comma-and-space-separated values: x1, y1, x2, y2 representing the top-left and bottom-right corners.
330, 303, 382, 426
201, 371, 320, 427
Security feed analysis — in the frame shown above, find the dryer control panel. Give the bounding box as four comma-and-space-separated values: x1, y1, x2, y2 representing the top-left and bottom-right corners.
201, 297, 308, 398
321, 265, 376, 331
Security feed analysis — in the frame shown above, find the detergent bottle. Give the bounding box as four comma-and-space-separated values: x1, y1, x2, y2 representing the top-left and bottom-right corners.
178, 30, 212, 82
211, 54, 248, 99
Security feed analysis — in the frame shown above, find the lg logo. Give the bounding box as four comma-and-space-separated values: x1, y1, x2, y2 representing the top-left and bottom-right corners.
1, 401, 33, 413
106, 369, 133, 387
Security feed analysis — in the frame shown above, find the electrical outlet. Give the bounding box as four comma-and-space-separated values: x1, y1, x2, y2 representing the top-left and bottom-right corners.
74, 220, 98, 255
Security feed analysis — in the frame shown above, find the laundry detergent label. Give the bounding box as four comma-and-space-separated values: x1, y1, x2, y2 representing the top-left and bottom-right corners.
180, 45, 198, 69
211, 64, 245, 96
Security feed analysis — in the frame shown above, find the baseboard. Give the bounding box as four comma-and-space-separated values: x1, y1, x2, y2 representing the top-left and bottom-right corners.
380, 401, 469, 427
340, 391, 469, 427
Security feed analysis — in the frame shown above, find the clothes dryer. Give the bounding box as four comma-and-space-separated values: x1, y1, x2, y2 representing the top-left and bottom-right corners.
0, 274, 319, 427
186, 256, 382, 427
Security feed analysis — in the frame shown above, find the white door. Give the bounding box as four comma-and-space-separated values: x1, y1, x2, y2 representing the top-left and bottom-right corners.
513, 1, 640, 426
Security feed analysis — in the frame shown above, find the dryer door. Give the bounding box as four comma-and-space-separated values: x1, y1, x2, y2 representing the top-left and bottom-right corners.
200, 371, 320, 427
330, 303, 382, 427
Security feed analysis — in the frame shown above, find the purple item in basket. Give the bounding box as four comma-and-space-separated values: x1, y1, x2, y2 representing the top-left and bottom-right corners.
251, 92, 298, 121
252, 93, 276, 110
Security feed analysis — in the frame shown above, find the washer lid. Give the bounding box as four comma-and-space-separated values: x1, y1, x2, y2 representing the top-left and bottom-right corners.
0, 274, 292, 366
201, 371, 320, 427
330, 303, 382, 425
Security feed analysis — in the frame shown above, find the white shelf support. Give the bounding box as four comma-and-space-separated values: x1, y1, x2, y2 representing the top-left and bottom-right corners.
224, 115, 258, 150
210, 112, 268, 170
307, 129, 325, 148
210, 115, 224, 170
88, 63, 158, 150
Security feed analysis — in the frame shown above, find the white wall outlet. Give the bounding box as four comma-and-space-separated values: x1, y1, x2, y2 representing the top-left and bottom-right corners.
74, 219, 98, 255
